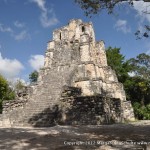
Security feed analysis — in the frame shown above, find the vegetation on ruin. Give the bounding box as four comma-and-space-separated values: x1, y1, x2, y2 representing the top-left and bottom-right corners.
29, 70, 39, 83
0, 75, 15, 113
106, 47, 130, 83
0, 78, 27, 113
0, 70, 38, 113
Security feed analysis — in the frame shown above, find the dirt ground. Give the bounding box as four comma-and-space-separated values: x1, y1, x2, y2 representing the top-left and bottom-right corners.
0, 121, 150, 150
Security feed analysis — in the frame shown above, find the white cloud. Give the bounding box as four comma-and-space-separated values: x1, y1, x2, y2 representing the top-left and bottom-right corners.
30, 0, 59, 28
14, 21, 25, 28
0, 24, 13, 33
133, 1, 150, 36
29, 55, 44, 70
14, 30, 30, 41
114, 19, 131, 34
31, 0, 46, 11
0, 23, 30, 41
14, 78, 29, 86
133, 1, 150, 23
0, 52, 24, 80
40, 11, 58, 28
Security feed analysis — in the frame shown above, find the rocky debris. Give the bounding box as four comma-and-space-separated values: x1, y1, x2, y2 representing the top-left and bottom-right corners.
2, 100, 28, 113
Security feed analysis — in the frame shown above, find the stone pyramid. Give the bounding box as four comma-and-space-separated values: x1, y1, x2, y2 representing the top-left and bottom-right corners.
0, 19, 135, 127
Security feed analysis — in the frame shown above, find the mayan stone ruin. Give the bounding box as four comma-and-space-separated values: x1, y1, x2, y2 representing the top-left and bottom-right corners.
0, 19, 135, 127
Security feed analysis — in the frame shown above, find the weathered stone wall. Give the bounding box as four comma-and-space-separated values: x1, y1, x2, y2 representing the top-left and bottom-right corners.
3, 99, 28, 113
0, 19, 135, 127
59, 95, 122, 125
122, 101, 135, 121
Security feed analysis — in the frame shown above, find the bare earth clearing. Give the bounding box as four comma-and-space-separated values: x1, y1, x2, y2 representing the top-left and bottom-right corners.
0, 121, 150, 150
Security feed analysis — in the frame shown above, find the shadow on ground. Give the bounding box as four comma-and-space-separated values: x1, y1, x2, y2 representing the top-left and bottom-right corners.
0, 123, 149, 150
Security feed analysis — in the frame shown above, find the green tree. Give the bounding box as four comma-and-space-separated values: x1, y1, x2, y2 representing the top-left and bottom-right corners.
128, 53, 150, 80
125, 53, 150, 119
127, 53, 150, 106
0, 75, 8, 100
106, 47, 130, 83
125, 76, 150, 106
106, 46, 132, 99
0, 74, 15, 113
74, 0, 150, 38
133, 102, 150, 120
29, 70, 39, 83
105, 48, 150, 119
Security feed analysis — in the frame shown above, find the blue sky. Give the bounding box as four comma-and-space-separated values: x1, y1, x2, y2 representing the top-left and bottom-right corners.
0, 0, 149, 82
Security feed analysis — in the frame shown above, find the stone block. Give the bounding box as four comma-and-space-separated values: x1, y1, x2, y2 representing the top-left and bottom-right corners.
122, 101, 135, 121
85, 63, 96, 78
47, 41, 55, 49
2, 118, 11, 127
80, 44, 91, 62
53, 30, 61, 41
80, 34, 89, 43
99, 67, 105, 81
75, 81, 94, 96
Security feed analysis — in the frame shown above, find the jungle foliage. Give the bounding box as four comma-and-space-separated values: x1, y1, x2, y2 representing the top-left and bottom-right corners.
106, 47, 150, 119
